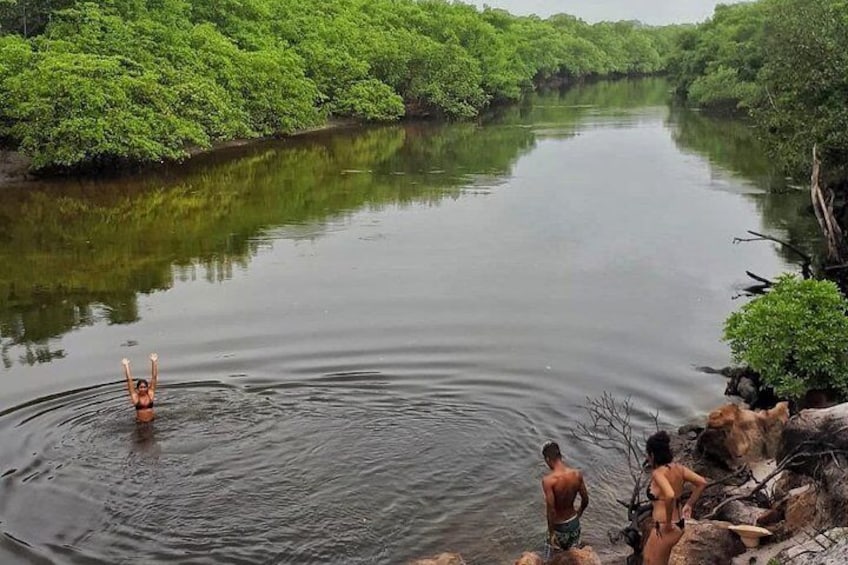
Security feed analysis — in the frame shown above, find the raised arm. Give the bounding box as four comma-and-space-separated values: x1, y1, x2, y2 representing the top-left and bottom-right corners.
149, 353, 159, 396
682, 466, 708, 518
577, 473, 589, 518
123, 358, 138, 405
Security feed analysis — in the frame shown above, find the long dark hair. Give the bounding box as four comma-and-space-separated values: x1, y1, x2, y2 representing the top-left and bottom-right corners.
646, 431, 673, 466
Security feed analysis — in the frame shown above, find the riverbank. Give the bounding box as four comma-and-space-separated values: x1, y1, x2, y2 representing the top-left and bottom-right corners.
0, 149, 30, 185
0, 118, 360, 189
411, 394, 848, 565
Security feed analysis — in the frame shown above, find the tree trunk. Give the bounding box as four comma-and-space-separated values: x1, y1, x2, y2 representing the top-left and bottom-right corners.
811, 146, 848, 262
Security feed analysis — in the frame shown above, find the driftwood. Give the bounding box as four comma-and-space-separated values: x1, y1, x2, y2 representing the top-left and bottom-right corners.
704, 404, 848, 518
811, 145, 848, 263
702, 443, 819, 520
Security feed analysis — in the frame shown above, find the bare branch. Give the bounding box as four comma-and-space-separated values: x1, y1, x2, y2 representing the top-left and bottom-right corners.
703, 440, 848, 520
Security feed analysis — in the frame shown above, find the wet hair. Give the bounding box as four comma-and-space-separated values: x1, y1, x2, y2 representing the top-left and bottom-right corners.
542, 441, 562, 461
136, 379, 149, 389
646, 431, 673, 466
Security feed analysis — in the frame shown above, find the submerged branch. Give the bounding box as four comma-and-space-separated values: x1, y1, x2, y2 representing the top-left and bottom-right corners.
733, 230, 813, 278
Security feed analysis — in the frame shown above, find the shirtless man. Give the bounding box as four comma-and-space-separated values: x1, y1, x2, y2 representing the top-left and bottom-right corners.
541, 441, 589, 553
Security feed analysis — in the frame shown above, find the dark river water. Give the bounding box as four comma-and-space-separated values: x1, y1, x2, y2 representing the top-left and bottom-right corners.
0, 79, 821, 564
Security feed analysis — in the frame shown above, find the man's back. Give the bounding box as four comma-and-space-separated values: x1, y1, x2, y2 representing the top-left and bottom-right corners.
540, 441, 589, 553
543, 468, 583, 522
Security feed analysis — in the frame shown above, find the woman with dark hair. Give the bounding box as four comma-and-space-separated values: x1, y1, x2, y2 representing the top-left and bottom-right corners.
643, 431, 707, 565
122, 354, 159, 423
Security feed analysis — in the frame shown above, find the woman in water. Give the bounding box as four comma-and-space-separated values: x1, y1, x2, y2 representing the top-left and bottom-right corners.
122, 354, 159, 423
642, 431, 708, 565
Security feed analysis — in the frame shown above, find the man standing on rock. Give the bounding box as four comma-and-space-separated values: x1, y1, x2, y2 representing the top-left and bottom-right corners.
541, 441, 589, 556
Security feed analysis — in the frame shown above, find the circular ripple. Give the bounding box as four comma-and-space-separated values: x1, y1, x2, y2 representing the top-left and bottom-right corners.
0, 377, 614, 565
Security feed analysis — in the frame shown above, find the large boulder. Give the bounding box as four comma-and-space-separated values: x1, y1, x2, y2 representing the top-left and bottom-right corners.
779, 403, 848, 466
548, 546, 602, 565
408, 553, 466, 565
513, 547, 602, 565
514, 553, 543, 565
668, 520, 746, 565
783, 484, 820, 535
702, 402, 789, 464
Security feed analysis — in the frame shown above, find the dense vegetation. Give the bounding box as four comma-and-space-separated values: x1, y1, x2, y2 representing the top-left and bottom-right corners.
724, 275, 848, 399
0, 0, 678, 172
668, 0, 848, 181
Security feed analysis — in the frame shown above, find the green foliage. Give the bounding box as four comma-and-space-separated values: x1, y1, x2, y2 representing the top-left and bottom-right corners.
687, 65, 759, 110
0, 0, 679, 170
6, 52, 206, 168
330, 79, 404, 121
724, 275, 848, 398
669, 0, 848, 180
754, 0, 848, 181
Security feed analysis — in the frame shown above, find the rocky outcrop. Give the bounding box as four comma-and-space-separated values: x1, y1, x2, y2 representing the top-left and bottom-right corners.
783, 484, 820, 534
513, 547, 602, 565
779, 404, 848, 470
549, 546, 603, 565
668, 520, 746, 565
702, 402, 789, 463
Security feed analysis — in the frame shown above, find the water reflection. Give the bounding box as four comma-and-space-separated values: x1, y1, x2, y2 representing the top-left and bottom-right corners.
0, 124, 540, 366
0, 78, 819, 370
667, 106, 823, 268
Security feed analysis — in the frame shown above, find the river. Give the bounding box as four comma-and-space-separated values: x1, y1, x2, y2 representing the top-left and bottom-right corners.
0, 78, 821, 564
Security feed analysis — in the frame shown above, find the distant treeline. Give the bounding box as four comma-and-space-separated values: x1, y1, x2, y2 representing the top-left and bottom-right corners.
0, 0, 679, 171
668, 0, 848, 182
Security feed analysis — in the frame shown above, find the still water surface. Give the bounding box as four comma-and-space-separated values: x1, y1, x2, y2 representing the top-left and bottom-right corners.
0, 79, 820, 564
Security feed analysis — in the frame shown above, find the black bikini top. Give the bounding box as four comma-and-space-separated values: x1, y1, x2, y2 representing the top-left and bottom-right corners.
135, 398, 154, 410
646, 485, 659, 501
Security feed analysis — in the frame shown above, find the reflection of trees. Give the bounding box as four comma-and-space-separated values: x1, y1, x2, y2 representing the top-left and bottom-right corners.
668, 106, 824, 267
489, 77, 672, 126
0, 123, 537, 364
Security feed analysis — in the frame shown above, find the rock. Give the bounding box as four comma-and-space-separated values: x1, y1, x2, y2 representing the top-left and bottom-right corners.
694, 428, 737, 471
772, 470, 813, 502
668, 520, 746, 565
548, 546, 603, 565
408, 553, 466, 565
779, 403, 848, 520
714, 499, 769, 525
703, 402, 789, 463
819, 463, 848, 521
784, 484, 819, 536
800, 388, 839, 410
718, 366, 781, 410
671, 428, 740, 481
777, 527, 848, 564
514, 553, 543, 565
779, 403, 848, 467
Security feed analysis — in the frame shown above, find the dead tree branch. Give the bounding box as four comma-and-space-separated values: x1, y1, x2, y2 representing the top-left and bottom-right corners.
811, 145, 848, 263
703, 439, 848, 520
573, 393, 651, 484
733, 230, 813, 279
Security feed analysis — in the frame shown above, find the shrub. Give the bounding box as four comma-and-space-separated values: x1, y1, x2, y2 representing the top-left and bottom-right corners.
330, 79, 405, 121
724, 274, 848, 399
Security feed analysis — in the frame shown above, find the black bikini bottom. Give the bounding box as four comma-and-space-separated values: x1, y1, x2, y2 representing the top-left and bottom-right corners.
654, 518, 685, 536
